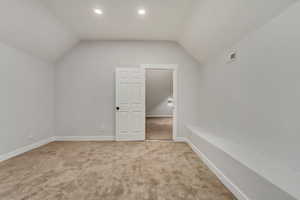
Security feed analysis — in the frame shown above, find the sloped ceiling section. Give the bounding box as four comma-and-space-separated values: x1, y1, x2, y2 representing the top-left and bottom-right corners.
0, 0, 79, 62
179, 0, 297, 64
41, 0, 195, 41
0, 0, 297, 63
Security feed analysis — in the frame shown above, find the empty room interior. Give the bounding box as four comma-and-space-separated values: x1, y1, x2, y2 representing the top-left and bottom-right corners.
0, 0, 300, 200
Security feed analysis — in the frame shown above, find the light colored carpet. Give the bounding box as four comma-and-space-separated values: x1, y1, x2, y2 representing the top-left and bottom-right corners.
0, 141, 237, 200
146, 117, 173, 140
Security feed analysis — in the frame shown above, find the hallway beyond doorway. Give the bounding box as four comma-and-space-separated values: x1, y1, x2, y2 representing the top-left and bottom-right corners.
146, 117, 173, 140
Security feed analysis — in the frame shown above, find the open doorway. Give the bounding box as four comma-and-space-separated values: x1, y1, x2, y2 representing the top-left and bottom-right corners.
144, 66, 176, 141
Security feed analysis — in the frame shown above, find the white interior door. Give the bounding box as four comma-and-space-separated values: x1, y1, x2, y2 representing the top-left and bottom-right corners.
115, 68, 145, 141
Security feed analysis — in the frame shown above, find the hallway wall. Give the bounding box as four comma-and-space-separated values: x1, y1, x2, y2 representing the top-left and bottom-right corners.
146, 69, 173, 117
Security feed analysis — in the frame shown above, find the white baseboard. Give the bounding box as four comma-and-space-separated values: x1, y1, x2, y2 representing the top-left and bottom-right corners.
54, 136, 115, 141
0, 136, 115, 162
146, 115, 173, 118
0, 137, 55, 162
116, 134, 145, 141
173, 137, 188, 142
184, 137, 250, 200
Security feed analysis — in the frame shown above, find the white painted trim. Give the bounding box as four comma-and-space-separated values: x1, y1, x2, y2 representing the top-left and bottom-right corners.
116, 133, 145, 141
0, 136, 116, 162
184, 137, 250, 200
146, 115, 173, 118
173, 137, 188, 142
141, 64, 178, 141
0, 137, 55, 162
55, 136, 115, 141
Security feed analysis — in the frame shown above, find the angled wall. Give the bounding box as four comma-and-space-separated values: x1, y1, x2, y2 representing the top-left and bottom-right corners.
0, 42, 54, 158
192, 1, 300, 199
0, 0, 79, 62
179, 0, 296, 64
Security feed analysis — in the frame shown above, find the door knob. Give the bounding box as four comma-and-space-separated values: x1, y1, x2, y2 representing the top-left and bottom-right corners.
116, 107, 120, 110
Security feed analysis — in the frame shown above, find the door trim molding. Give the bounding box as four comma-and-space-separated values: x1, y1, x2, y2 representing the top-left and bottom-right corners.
141, 64, 179, 141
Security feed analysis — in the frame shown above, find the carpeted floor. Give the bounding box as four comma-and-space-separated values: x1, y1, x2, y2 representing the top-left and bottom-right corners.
146, 117, 173, 140
0, 141, 237, 200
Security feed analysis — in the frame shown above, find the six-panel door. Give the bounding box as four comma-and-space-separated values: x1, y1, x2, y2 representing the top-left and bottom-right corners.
115, 68, 145, 141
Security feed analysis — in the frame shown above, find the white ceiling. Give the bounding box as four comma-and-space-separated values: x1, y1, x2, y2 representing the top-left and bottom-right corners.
0, 0, 297, 63
41, 0, 195, 41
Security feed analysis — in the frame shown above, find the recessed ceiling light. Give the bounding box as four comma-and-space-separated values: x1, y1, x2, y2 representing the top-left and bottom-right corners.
138, 9, 146, 15
93, 9, 103, 15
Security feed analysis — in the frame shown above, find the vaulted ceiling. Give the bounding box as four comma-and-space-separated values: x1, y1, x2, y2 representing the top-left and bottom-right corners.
0, 0, 297, 63
41, 0, 195, 41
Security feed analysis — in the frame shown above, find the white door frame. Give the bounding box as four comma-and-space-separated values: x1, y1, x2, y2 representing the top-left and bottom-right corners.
141, 64, 178, 141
